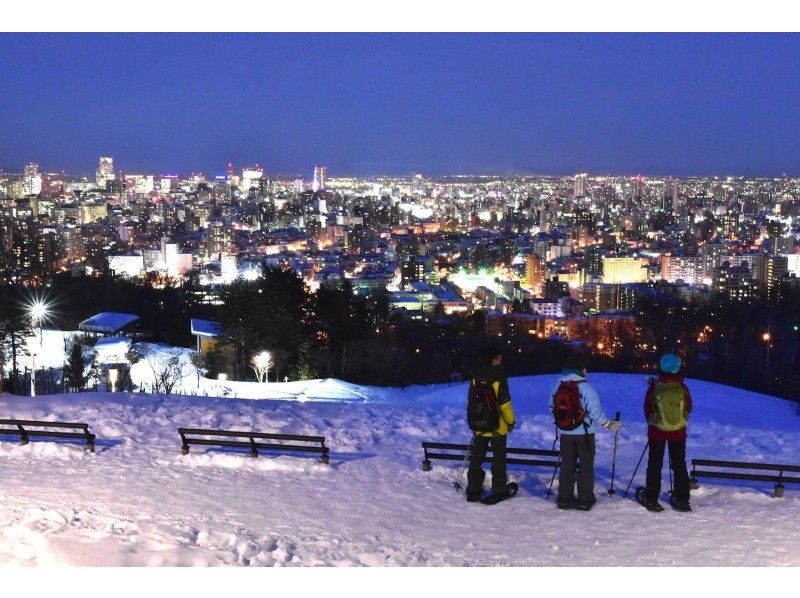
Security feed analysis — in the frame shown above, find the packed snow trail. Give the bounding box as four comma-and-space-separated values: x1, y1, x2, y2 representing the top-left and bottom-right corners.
1, 373, 800, 566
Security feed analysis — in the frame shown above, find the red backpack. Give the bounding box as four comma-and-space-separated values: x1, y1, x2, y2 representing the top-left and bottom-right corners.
552, 380, 586, 431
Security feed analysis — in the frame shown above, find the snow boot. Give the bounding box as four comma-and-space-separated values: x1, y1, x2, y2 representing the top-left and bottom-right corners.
669, 496, 692, 512
635, 486, 664, 512
575, 495, 597, 511
556, 497, 573, 510
480, 482, 518, 505
465, 488, 483, 503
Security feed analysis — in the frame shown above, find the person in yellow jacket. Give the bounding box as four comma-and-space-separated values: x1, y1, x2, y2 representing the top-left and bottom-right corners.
465, 345, 516, 503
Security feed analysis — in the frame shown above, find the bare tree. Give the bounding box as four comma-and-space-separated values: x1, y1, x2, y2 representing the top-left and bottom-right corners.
138, 346, 190, 395
250, 350, 274, 383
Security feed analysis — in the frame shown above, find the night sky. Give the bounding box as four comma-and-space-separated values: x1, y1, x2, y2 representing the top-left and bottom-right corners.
1, 33, 798, 178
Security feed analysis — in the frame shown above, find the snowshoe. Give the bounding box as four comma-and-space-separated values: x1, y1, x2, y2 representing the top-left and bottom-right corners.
480, 482, 519, 505
465, 488, 484, 503
556, 498, 573, 510
669, 496, 692, 512
635, 486, 664, 512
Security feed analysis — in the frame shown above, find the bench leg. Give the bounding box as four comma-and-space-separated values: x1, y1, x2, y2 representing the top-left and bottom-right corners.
421, 459, 432, 472
320, 454, 330, 465
775, 484, 785, 498
85, 441, 95, 453
181, 445, 190, 456
250, 448, 259, 458
689, 478, 700, 490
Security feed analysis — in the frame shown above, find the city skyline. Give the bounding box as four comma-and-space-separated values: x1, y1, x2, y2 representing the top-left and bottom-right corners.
1, 33, 799, 177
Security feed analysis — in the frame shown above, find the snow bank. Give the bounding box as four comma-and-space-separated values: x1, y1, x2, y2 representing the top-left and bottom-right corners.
1, 373, 800, 566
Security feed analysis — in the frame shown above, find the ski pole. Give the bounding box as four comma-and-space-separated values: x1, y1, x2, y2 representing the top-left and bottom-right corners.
607, 411, 621, 496
623, 441, 649, 498
453, 435, 476, 493
546, 426, 559, 499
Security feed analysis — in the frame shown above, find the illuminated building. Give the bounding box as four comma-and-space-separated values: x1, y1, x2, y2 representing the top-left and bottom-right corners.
96, 156, 115, 188
525, 253, 545, 295
313, 165, 326, 192
602, 257, 648, 284
241, 166, 264, 191
574, 173, 588, 198
661, 255, 701, 285
206, 221, 231, 256
763, 256, 788, 302
23, 163, 42, 196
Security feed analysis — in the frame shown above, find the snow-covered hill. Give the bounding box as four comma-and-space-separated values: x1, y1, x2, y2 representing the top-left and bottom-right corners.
1, 373, 799, 566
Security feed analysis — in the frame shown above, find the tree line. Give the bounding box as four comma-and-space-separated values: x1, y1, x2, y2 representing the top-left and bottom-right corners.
1, 271, 799, 400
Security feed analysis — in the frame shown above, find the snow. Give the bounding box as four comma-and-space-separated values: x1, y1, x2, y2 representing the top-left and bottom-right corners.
190, 319, 222, 338
2, 373, 800, 567
78, 312, 139, 334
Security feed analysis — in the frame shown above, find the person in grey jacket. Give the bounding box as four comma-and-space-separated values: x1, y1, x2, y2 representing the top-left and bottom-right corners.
549, 352, 620, 511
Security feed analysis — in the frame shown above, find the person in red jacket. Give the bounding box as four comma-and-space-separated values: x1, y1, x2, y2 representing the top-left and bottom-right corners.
638, 353, 693, 512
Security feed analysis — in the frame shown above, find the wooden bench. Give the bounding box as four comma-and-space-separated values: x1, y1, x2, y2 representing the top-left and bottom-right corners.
0, 419, 96, 452
690, 458, 800, 498
421, 441, 560, 471
178, 428, 330, 464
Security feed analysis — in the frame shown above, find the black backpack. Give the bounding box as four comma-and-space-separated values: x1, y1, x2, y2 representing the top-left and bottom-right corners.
466, 378, 500, 432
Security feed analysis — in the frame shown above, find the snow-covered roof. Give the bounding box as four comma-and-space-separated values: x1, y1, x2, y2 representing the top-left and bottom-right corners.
190, 318, 223, 338
79, 312, 140, 334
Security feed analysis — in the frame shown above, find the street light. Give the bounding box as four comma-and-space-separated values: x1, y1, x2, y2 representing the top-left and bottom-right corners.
26, 299, 50, 397
25, 334, 39, 397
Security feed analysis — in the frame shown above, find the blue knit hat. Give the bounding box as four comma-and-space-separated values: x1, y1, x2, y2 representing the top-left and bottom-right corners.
660, 353, 681, 374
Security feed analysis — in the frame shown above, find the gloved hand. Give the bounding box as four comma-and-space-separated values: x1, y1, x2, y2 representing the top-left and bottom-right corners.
507, 421, 516, 433
603, 419, 621, 433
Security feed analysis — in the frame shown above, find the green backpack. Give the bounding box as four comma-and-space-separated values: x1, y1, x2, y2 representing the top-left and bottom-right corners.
649, 381, 688, 432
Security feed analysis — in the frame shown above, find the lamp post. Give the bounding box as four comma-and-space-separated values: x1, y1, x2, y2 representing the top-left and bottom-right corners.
26, 335, 39, 397
27, 300, 50, 397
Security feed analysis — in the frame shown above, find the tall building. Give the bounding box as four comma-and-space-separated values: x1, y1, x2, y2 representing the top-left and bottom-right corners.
661, 255, 701, 285
206, 221, 231, 256
313, 165, 327, 192
574, 173, 588, 198
23, 163, 42, 196
763, 256, 789, 302
96, 156, 115, 188
525, 253, 545, 295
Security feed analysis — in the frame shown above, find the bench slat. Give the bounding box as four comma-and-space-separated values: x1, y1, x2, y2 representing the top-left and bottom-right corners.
179, 428, 326, 444
0, 419, 90, 430
691, 459, 800, 473
691, 470, 800, 485
186, 438, 326, 453
423, 451, 558, 467
422, 442, 558, 458
0, 429, 95, 440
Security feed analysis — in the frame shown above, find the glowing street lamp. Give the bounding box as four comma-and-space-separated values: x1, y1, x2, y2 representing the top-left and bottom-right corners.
26, 299, 50, 397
